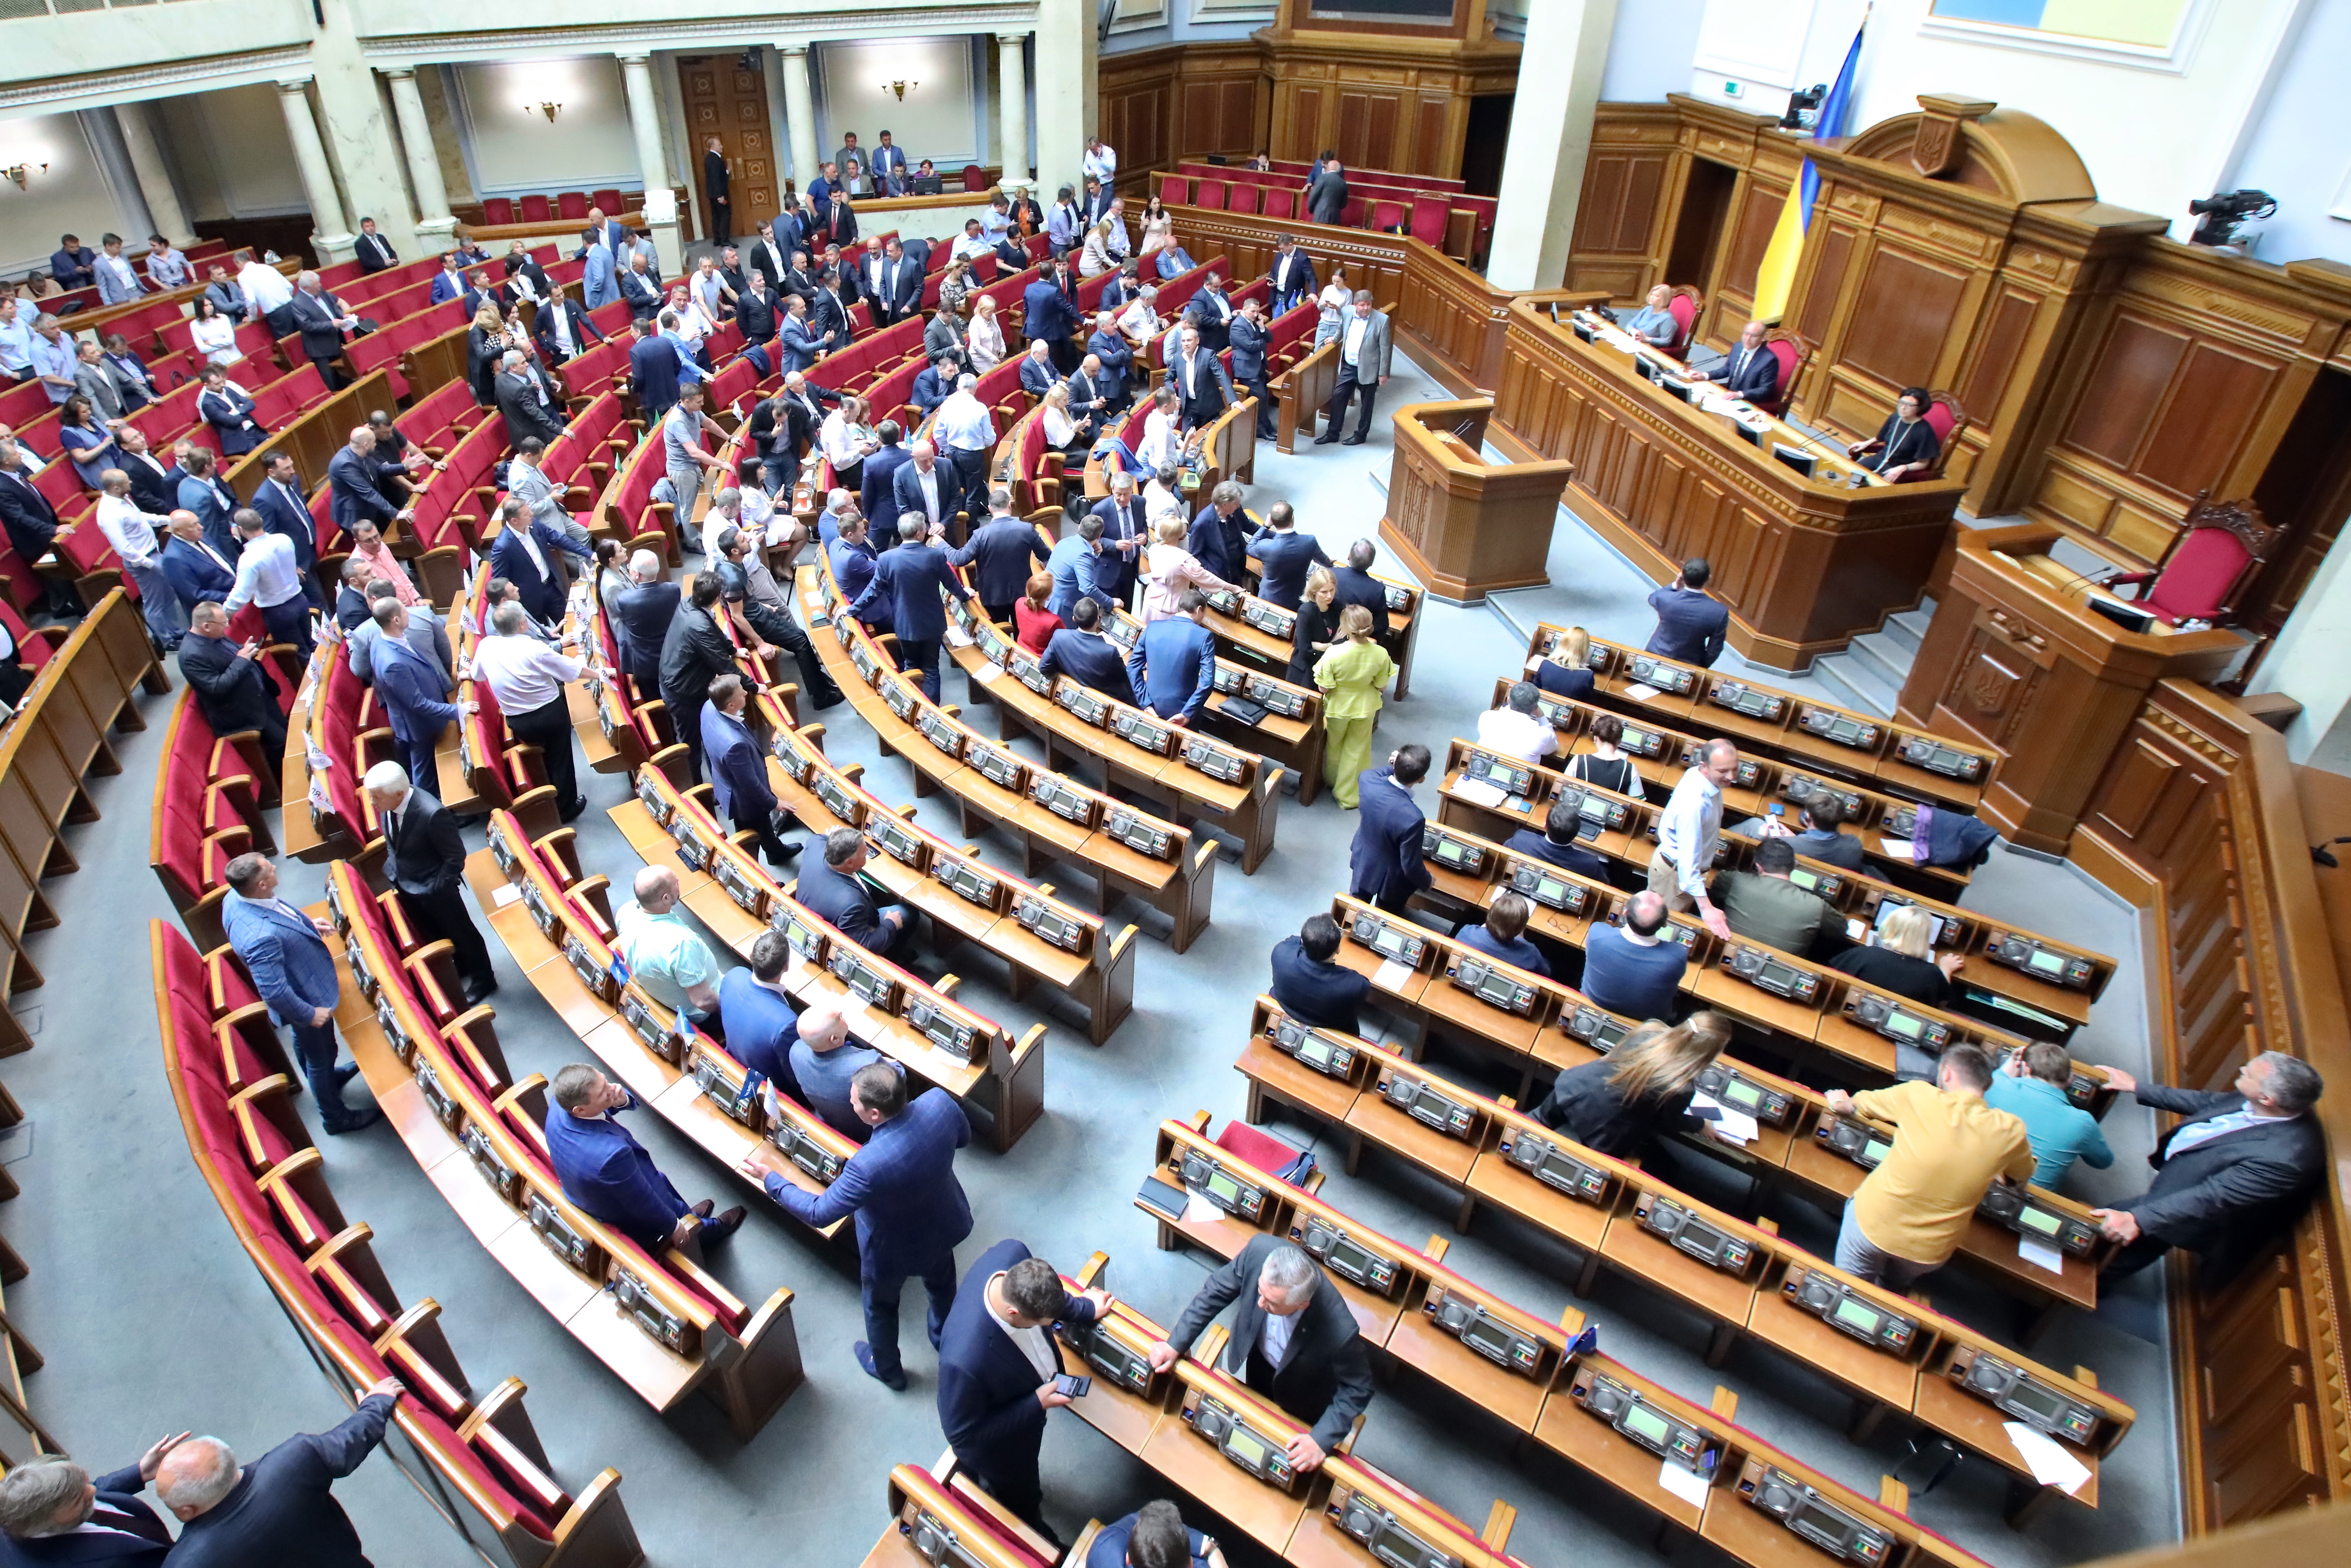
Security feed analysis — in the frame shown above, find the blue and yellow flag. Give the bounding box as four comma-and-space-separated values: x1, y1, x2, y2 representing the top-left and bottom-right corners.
1750, 18, 1867, 323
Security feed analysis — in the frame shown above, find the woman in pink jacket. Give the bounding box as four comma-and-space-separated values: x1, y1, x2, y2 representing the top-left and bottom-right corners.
1139, 511, 1238, 622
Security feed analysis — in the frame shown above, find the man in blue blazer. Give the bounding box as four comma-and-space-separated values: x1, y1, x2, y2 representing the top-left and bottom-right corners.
947, 492, 1050, 623
1022, 261, 1081, 371
157, 512, 238, 617
1245, 502, 1330, 609
606, 550, 678, 703
546, 1065, 743, 1256
221, 854, 378, 1133
828, 514, 883, 621
1039, 599, 1127, 697
625, 320, 681, 424
370, 601, 463, 791
936, 1242, 1106, 1538
1017, 341, 1060, 401
577, 232, 618, 311
859, 421, 913, 536
700, 673, 799, 866
251, 452, 325, 608
428, 253, 468, 306
1229, 296, 1275, 439
48, 236, 97, 290
1693, 320, 1780, 404
1044, 517, 1106, 621
1507, 798, 1612, 883
1349, 744, 1432, 914
740, 1067, 974, 1389
488, 497, 592, 624
777, 296, 826, 373
714, 933, 802, 1099
797, 828, 912, 958
1086, 313, 1135, 410
1645, 557, 1729, 669
618, 255, 663, 322
910, 357, 956, 420
851, 516, 971, 702
0, 1440, 182, 1565
1087, 475, 1148, 608
1126, 590, 1216, 723
1269, 913, 1370, 1034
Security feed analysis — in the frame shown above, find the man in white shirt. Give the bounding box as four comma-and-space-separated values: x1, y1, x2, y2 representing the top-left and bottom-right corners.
932, 377, 996, 529
1136, 385, 1183, 474
1115, 286, 1162, 351
0, 297, 34, 383
469, 598, 588, 821
236, 251, 296, 334
224, 508, 314, 661
1476, 681, 1560, 766
950, 220, 994, 266
94, 468, 186, 649
1083, 138, 1117, 185
1651, 737, 1738, 938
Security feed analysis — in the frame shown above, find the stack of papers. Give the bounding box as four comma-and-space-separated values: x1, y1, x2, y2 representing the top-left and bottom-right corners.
1373, 960, 1415, 993
972, 660, 1005, 685
1453, 779, 1508, 810
1181, 1189, 1223, 1226
1878, 836, 1918, 858
1623, 683, 1662, 702
943, 626, 973, 649
2002, 1423, 2092, 1494
1656, 1460, 1713, 1507
2018, 1236, 2067, 1275
1690, 1091, 1758, 1146
490, 884, 524, 908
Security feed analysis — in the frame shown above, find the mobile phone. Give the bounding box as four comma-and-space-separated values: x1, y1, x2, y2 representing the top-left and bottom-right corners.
1053, 1373, 1091, 1399
1767, 803, 1785, 818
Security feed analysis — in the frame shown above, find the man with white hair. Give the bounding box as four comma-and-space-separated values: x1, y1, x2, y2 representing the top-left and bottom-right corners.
494, 346, 565, 448
0, 1433, 185, 1564
932, 373, 995, 529
1085, 308, 1134, 412
286, 269, 363, 390
364, 760, 496, 1004
151, 1379, 402, 1566
607, 546, 678, 702
1147, 1236, 1373, 1473
614, 864, 724, 1028
469, 597, 588, 824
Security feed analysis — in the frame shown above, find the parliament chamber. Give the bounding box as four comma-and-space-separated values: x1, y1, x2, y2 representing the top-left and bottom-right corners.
0, 0, 2344, 1566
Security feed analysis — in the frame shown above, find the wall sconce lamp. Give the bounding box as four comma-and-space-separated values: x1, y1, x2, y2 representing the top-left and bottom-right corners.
1, 162, 47, 192
882, 80, 919, 101
527, 102, 561, 123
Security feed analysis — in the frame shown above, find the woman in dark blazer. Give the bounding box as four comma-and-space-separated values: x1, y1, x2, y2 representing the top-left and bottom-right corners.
1287, 566, 1341, 687
465, 302, 509, 407
1534, 623, 1597, 702
1531, 1012, 1729, 1159
1847, 385, 1940, 482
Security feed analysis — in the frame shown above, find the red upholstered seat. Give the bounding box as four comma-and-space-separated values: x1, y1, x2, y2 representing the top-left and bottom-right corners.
962, 164, 988, 192
592, 188, 624, 214
1409, 196, 1449, 246
1212, 1119, 1312, 1184
1665, 290, 1699, 360
1195, 181, 1227, 211
520, 194, 553, 223
482, 198, 515, 225
1262, 188, 1296, 221
1371, 200, 1406, 234
1160, 174, 1189, 205
2104, 494, 2277, 628
558, 191, 589, 220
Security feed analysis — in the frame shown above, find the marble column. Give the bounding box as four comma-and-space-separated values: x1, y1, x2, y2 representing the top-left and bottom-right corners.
383, 68, 457, 244
114, 101, 193, 248
996, 32, 1030, 190
778, 43, 820, 194
618, 53, 682, 266
276, 78, 355, 261
1486, 0, 1619, 292
1032, 0, 1085, 203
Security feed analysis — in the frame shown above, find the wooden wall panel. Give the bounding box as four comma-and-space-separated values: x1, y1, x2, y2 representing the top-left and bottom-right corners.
2063, 316, 2192, 468
1563, 104, 1680, 300
1841, 247, 1970, 390
1956, 288, 2038, 424
2138, 344, 2279, 499
1794, 225, 1855, 346
1718, 179, 1785, 301
1570, 152, 1667, 257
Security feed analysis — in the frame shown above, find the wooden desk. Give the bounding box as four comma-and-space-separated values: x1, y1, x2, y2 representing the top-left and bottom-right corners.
1380, 400, 1576, 604
1490, 304, 1967, 669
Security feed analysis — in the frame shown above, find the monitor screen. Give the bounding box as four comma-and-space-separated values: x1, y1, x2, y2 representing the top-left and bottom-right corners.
1224, 1426, 1269, 1467
1832, 1297, 1883, 1334
1772, 444, 1817, 479
1206, 1170, 1242, 1204
2005, 1379, 2073, 1423
2018, 1205, 2063, 1237
1864, 1137, 1892, 1163
1885, 1011, 1922, 1040
1736, 421, 1764, 449
1791, 1500, 1853, 1541
1722, 1079, 1762, 1110
1622, 1403, 1673, 1447
2027, 948, 2069, 977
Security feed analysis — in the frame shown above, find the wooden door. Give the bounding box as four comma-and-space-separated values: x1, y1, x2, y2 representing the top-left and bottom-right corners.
677, 55, 778, 238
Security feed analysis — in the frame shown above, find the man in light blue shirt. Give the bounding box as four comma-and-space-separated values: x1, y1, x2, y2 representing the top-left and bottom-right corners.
27, 316, 77, 405
1650, 739, 1736, 939
0, 298, 35, 382
614, 865, 725, 1025
224, 508, 315, 661
1985, 1042, 2114, 1189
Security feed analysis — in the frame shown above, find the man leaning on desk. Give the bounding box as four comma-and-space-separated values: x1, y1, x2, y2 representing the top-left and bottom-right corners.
1146, 1237, 1373, 1472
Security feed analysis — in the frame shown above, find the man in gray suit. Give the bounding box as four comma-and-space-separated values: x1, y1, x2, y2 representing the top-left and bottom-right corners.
1305, 154, 1350, 227
341, 568, 455, 690
1315, 291, 1391, 447
508, 438, 592, 588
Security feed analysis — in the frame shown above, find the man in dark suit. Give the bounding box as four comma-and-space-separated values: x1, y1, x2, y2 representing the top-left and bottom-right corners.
371, 601, 463, 791
1270, 235, 1318, 314
936, 1243, 1106, 1538
364, 762, 496, 1004
873, 238, 924, 326
2092, 1054, 2327, 1278
1126, 591, 1216, 724
0, 438, 84, 622
618, 255, 663, 322
1040, 599, 1128, 697
701, 674, 800, 867
113, 428, 176, 517
658, 573, 742, 781
1645, 556, 1729, 668
1246, 503, 1330, 610
1191, 271, 1235, 353
909, 356, 957, 421
1148, 1236, 1374, 1472
1229, 297, 1275, 440
624, 318, 681, 424
745, 220, 791, 293
948, 491, 1050, 624
732, 272, 781, 358
353, 217, 398, 274
1078, 178, 1113, 227
48, 236, 96, 290
1305, 154, 1350, 227
487, 497, 589, 624
0, 1439, 183, 1565
891, 441, 954, 538
1087, 475, 1147, 608
250, 452, 324, 608
740, 1066, 974, 1390
1167, 324, 1234, 433
545, 1065, 743, 1256
860, 420, 913, 535
286, 272, 360, 391
1067, 353, 1114, 430
1269, 913, 1370, 1034
811, 270, 856, 355
607, 549, 679, 704
220, 853, 377, 1132
852, 515, 971, 702
1085, 313, 1134, 412
494, 350, 567, 449
1349, 744, 1432, 914
159, 513, 239, 620
1188, 484, 1248, 583
1507, 798, 1612, 883
178, 602, 285, 755
715, 934, 803, 1098
1331, 539, 1390, 640
196, 368, 266, 458
798, 827, 912, 959
1017, 341, 1060, 402
1693, 319, 1780, 404
152, 1383, 403, 1567
1022, 261, 1081, 372
327, 427, 406, 536
532, 293, 607, 365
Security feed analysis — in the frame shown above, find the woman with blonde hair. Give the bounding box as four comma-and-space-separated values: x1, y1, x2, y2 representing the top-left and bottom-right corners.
1530, 1012, 1731, 1158
1040, 381, 1093, 457
967, 293, 1006, 374
1139, 511, 1236, 623
1831, 903, 1962, 1010
1286, 566, 1341, 687
1316, 603, 1397, 808
938, 257, 974, 317
1079, 219, 1118, 279
466, 300, 508, 405
1535, 625, 1595, 701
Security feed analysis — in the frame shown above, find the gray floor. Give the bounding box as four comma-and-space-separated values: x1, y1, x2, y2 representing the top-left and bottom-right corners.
2, 342, 2177, 1567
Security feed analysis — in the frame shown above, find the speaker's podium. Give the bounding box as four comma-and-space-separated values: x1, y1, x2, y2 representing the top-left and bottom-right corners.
1896, 522, 2247, 855
1378, 399, 1575, 605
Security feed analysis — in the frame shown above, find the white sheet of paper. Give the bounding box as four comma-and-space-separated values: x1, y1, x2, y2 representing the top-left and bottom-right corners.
2018, 1236, 2067, 1275
2002, 1422, 2092, 1493
943, 626, 974, 649
1878, 837, 1918, 858
1623, 682, 1661, 702
1452, 779, 1507, 810
972, 660, 1005, 684
838, 997, 875, 1038
1524, 657, 1544, 674
1182, 1189, 1223, 1226
1690, 1091, 1758, 1146
1372, 960, 1413, 993
1656, 1460, 1712, 1507
491, 883, 524, 908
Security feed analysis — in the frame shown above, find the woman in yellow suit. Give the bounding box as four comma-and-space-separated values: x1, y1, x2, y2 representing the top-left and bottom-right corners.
1315, 604, 1397, 809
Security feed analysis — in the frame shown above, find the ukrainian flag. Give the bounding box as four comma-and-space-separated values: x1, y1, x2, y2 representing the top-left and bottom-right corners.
1750, 19, 1868, 323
